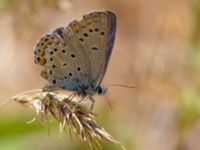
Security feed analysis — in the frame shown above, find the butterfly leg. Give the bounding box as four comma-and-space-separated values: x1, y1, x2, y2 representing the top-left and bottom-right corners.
67, 93, 77, 101
72, 96, 95, 110
71, 97, 87, 110
78, 97, 87, 105
89, 96, 95, 110
77, 96, 95, 110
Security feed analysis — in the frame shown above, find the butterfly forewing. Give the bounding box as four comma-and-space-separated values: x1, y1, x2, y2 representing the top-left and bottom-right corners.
63, 11, 116, 88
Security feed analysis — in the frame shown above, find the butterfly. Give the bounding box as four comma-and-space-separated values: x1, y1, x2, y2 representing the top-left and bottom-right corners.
34, 10, 116, 109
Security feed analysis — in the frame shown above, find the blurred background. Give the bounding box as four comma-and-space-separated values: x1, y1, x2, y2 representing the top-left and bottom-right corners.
0, 0, 199, 149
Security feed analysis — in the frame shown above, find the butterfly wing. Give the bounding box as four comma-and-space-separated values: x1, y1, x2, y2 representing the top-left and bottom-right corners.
34, 11, 116, 91
34, 27, 90, 90
63, 11, 116, 88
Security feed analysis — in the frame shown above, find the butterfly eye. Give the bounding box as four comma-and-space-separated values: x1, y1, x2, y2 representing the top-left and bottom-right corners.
97, 86, 103, 94
97, 86, 107, 95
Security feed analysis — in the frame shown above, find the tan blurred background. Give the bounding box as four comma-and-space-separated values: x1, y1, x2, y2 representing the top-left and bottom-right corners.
0, 0, 200, 150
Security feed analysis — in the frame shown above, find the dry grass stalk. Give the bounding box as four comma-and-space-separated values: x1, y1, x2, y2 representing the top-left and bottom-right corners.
12, 89, 126, 150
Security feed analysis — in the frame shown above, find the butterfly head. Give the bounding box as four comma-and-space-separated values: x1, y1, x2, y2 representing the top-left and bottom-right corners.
96, 85, 107, 95
77, 84, 107, 97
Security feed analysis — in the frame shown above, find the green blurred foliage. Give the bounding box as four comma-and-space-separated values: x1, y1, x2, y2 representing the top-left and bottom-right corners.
0, 115, 44, 150
192, 0, 200, 45
177, 89, 200, 131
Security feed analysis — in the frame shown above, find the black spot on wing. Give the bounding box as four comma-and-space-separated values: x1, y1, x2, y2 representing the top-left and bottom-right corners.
91, 46, 99, 50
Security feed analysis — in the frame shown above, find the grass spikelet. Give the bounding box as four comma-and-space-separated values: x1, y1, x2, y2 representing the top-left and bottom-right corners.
12, 89, 126, 150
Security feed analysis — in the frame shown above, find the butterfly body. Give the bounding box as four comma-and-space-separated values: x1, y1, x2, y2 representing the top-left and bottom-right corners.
34, 10, 116, 108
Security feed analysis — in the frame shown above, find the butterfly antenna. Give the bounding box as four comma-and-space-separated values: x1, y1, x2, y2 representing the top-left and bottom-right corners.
105, 84, 136, 88
0, 99, 13, 107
